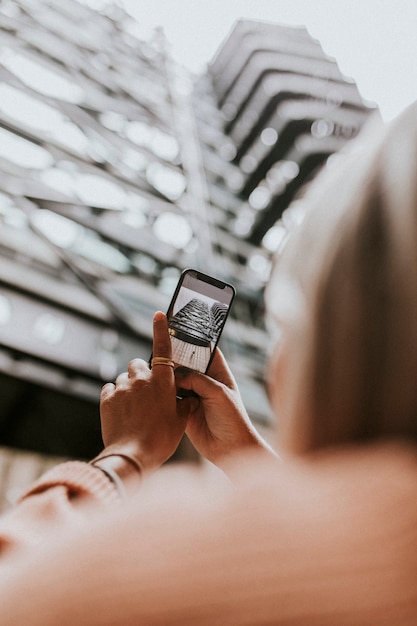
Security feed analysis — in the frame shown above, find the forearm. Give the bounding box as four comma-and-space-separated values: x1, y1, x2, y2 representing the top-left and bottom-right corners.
0, 458, 137, 558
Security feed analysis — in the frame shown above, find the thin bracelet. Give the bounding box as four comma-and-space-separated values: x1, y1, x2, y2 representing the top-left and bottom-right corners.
92, 464, 127, 501
90, 452, 143, 478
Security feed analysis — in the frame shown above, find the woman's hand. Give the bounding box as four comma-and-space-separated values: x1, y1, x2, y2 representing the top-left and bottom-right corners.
99, 312, 187, 473
175, 350, 276, 471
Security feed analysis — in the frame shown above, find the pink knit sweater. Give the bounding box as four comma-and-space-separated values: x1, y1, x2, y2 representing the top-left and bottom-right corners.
0, 443, 416, 625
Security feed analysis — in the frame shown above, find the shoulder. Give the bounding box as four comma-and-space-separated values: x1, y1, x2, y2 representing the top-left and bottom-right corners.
1, 443, 416, 625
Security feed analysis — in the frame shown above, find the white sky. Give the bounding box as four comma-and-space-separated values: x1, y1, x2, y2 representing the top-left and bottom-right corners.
118, 0, 417, 121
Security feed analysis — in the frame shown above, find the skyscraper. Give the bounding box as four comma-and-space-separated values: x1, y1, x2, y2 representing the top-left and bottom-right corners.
0, 0, 377, 506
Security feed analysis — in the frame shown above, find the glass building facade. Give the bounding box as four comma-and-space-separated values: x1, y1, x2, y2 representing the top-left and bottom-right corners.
0, 0, 378, 507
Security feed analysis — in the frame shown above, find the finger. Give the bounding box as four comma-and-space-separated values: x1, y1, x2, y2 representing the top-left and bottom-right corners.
152, 311, 172, 359
206, 348, 237, 389
175, 368, 223, 399
127, 358, 150, 378
100, 382, 115, 401
152, 311, 174, 381
114, 371, 129, 388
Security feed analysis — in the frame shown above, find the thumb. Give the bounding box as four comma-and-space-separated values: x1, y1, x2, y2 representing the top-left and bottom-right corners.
175, 368, 222, 399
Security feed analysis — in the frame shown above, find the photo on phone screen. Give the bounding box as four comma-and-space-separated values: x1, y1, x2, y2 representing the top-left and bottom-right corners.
166, 269, 235, 373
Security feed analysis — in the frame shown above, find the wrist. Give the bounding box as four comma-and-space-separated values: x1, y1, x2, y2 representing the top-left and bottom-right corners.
214, 430, 277, 471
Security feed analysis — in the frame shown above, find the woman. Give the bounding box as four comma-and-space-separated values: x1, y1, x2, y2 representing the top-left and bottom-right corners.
0, 103, 416, 624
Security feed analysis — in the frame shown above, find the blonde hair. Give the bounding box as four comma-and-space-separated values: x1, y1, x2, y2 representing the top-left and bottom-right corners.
266, 102, 417, 453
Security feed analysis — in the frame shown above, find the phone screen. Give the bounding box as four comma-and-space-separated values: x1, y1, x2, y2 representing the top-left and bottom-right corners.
166, 269, 235, 373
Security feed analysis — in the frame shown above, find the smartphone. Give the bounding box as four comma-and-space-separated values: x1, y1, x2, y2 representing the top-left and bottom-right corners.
165, 268, 235, 374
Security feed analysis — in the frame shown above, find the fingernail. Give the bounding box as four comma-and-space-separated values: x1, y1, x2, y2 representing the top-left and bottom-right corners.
153, 311, 165, 322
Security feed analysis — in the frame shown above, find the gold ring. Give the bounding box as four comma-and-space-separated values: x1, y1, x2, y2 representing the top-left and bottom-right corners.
151, 357, 175, 368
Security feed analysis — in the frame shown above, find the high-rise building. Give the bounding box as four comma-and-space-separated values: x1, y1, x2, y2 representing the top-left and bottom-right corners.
0, 0, 378, 508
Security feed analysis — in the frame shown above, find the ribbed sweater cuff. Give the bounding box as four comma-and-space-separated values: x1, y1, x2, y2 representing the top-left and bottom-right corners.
19, 461, 120, 504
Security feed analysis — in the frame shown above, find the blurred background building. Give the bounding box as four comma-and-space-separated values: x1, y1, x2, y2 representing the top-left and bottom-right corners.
0, 0, 377, 509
